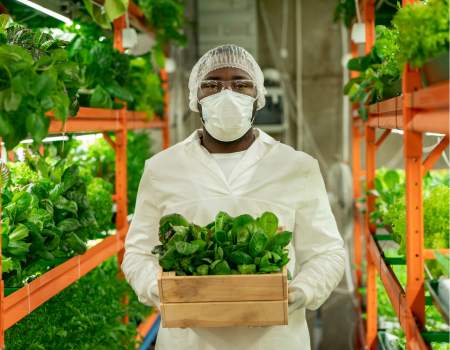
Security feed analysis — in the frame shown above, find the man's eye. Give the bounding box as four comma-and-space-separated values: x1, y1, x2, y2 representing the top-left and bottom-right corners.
202, 82, 218, 89
234, 81, 253, 89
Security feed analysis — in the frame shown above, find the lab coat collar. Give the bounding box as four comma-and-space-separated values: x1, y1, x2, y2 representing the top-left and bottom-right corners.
183, 128, 280, 186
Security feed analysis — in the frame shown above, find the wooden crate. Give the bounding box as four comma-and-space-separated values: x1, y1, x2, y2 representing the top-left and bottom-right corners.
158, 267, 288, 328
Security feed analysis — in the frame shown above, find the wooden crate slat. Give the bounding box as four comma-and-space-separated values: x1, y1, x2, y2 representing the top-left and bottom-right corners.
158, 267, 288, 327
161, 300, 288, 328
159, 270, 285, 303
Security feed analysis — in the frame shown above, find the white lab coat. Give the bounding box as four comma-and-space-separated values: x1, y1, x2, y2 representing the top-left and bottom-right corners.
122, 129, 345, 350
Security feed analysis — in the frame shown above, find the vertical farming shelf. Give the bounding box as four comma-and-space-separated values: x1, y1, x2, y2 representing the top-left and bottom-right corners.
351, 1, 449, 349
0, 3, 169, 348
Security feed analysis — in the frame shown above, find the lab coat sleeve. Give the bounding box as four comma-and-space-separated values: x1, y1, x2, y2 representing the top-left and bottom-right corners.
291, 158, 346, 311
121, 160, 161, 307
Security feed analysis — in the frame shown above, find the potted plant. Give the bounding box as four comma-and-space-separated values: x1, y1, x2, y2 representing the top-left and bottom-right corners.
393, 0, 449, 85
344, 25, 401, 120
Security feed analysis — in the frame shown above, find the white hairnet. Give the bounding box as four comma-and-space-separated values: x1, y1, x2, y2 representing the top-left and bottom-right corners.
188, 44, 266, 112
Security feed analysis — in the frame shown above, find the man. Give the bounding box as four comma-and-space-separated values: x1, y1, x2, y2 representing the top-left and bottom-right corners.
122, 44, 345, 350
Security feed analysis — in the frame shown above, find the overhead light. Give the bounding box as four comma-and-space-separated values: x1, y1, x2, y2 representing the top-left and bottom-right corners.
16, 0, 73, 25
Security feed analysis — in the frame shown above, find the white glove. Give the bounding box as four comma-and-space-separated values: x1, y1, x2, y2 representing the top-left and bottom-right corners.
288, 286, 307, 314
149, 283, 160, 310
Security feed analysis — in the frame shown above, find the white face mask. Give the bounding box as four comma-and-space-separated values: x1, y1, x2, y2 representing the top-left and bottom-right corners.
199, 89, 256, 142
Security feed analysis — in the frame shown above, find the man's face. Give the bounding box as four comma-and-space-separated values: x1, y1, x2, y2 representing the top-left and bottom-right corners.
196, 67, 258, 117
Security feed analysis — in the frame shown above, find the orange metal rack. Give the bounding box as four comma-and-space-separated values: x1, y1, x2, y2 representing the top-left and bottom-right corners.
0, 3, 169, 348
351, 1, 449, 349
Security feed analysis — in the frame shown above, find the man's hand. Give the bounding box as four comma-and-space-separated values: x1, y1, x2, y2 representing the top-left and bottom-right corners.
288, 286, 307, 314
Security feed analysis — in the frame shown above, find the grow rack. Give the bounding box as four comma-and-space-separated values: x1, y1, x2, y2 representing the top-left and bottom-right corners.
0, 2, 168, 348
351, 1, 449, 349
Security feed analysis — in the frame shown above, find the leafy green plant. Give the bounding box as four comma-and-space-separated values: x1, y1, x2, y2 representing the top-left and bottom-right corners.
0, 16, 81, 149
125, 132, 153, 212
377, 265, 450, 349
5, 257, 152, 350
369, 169, 404, 228
344, 25, 401, 120
1, 149, 113, 288
66, 23, 163, 114
345, 0, 449, 120
87, 177, 114, 232
70, 131, 153, 213
393, 0, 449, 69
152, 211, 292, 276
83, 0, 129, 29
424, 186, 450, 251
136, 0, 186, 45
369, 169, 450, 278
369, 169, 407, 252
126, 55, 164, 117
67, 23, 132, 109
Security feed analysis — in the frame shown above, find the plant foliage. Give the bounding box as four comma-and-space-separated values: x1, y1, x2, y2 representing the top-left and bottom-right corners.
2, 149, 113, 288
0, 16, 81, 149
344, 25, 401, 120
136, 0, 186, 45
152, 212, 292, 276
83, 0, 129, 29
345, 0, 449, 120
369, 169, 449, 278
70, 131, 152, 213
393, 0, 449, 69
67, 23, 163, 116
5, 257, 152, 350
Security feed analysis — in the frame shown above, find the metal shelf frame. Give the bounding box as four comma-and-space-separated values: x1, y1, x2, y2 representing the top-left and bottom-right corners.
0, 5, 166, 348
351, 1, 449, 349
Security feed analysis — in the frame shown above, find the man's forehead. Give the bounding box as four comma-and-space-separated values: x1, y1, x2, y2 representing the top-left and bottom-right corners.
205, 67, 251, 80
